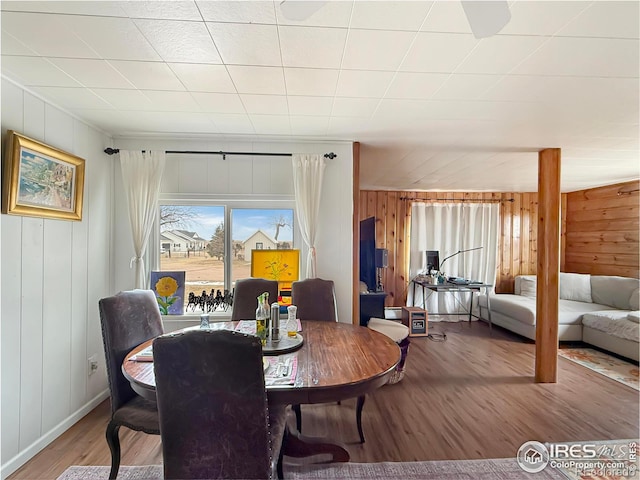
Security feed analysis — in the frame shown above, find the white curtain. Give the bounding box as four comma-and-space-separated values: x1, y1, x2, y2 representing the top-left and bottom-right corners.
292, 154, 326, 279
120, 150, 166, 289
407, 203, 500, 319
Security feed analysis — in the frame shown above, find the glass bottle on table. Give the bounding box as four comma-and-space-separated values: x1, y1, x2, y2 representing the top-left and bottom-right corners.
255, 293, 268, 346
287, 305, 298, 338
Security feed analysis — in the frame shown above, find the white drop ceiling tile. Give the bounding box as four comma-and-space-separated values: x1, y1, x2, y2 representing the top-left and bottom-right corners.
513, 37, 639, 78
88, 89, 155, 110
68, 108, 129, 132
326, 116, 371, 136
500, 1, 589, 36
279, 26, 348, 69
197, 1, 277, 24
48, 58, 134, 89
135, 19, 221, 64
249, 115, 291, 135
284, 68, 339, 96
350, 1, 433, 31
420, 1, 472, 34
134, 111, 218, 134
342, 29, 416, 71
456, 35, 547, 74
335, 70, 394, 98
557, 1, 639, 39
275, 1, 353, 27
63, 15, 161, 61
289, 116, 329, 135
31, 86, 113, 109
240, 94, 289, 115
332, 97, 379, 117
1, 1, 127, 16
1, 12, 99, 58
190, 92, 245, 114
400, 32, 479, 73
207, 23, 281, 66
287, 96, 334, 116
109, 61, 185, 91
227, 66, 285, 95
1, 31, 38, 55
385, 72, 450, 99
120, 1, 202, 21
207, 114, 255, 134
168, 63, 236, 93
140, 91, 201, 112
432, 74, 501, 101
1, 56, 82, 87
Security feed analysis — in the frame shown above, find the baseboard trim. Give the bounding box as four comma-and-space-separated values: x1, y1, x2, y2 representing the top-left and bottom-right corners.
1, 389, 109, 480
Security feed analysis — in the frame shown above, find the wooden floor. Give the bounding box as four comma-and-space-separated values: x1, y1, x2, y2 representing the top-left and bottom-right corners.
9, 321, 639, 479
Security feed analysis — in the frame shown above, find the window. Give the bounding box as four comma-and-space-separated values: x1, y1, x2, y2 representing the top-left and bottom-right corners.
158, 204, 294, 314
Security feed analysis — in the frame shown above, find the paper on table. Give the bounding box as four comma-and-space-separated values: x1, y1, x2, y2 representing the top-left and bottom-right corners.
235, 320, 257, 335
264, 354, 298, 386
130, 345, 153, 362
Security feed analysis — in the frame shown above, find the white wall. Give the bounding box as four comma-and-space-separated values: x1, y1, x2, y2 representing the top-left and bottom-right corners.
1, 78, 114, 479
112, 138, 354, 323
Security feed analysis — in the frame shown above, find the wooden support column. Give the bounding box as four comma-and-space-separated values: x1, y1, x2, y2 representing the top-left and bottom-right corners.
535, 148, 561, 383
352, 142, 361, 325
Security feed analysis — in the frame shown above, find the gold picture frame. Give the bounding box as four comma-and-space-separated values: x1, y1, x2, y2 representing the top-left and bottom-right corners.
2, 130, 85, 221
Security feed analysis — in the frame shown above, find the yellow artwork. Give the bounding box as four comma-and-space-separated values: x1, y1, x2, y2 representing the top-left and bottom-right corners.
251, 250, 299, 305
251, 249, 300, 283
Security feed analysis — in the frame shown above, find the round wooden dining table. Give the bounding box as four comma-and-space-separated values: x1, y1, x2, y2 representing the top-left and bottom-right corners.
122, 320, 400, 462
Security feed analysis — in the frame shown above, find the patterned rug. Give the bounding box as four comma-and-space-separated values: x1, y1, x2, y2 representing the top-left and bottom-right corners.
56, 459, 568, 480
559, 348, 639, 391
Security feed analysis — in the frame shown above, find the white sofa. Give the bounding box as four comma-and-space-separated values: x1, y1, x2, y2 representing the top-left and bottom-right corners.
478, 273, 639, 361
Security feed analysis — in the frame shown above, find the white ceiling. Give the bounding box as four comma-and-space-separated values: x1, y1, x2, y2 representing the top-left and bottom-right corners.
1, 0, 639, 192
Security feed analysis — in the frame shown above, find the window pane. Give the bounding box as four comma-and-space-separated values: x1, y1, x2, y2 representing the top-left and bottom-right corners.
159, 205, 227, 313
231, 208, 294, 287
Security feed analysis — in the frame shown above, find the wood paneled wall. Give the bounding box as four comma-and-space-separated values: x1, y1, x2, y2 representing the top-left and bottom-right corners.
359, 191, 553, 306
565, 180, 639, 278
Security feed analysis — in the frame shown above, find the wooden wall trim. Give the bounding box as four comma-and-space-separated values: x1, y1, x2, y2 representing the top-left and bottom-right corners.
352, 142, 360, 325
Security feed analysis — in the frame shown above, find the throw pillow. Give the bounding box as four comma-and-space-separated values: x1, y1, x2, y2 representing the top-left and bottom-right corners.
519, 277, 537, 298
630, 288, 639, 311
559, 272, 592, 303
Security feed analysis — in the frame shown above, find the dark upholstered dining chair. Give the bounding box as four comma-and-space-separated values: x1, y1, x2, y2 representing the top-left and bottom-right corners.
153, 329, 287, 480
98, 289, 164, 480
290, 278, 366, 443
231, 278, 279, 321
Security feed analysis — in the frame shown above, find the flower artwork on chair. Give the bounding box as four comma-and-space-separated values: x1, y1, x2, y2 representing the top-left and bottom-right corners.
251, 249, 300, 305
150, 271, 185, 315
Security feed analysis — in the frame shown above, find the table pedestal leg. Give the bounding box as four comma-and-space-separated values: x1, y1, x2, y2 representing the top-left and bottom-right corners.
281, 425, 350, 463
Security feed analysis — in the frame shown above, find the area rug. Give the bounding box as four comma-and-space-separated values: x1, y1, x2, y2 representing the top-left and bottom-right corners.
57, 459, 567, 480
558, 347, 639, 391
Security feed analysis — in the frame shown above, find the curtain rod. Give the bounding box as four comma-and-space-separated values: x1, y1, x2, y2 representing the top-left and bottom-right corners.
103, 148, 337, 160
399, 197, 513, 203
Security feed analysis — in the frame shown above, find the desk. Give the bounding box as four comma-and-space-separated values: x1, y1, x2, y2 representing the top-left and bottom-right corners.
122, 320, 400, 461
411, 279, 493, 327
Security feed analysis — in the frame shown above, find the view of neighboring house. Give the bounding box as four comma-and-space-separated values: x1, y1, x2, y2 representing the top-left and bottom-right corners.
242, 230, 277, 260
160, 230, 208, 256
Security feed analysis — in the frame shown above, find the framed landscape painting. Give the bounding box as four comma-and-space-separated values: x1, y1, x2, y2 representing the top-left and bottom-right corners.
1, 131, 85, 221
151, 271, 186, 315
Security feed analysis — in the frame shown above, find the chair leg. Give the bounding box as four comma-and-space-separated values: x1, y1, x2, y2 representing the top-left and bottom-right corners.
105, 420, 121, 480
276, 429, 287, 480
293, 404, 302, 432
356, 395, 366, 443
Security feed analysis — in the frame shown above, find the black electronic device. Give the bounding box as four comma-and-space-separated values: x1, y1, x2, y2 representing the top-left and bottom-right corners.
359, 217, 377, 292
375, 248, 388, 268
425, 250, 440, 273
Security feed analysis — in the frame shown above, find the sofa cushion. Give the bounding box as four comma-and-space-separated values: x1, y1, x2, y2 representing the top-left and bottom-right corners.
559, 273, 591, 303
582, 311, 640, 343
630, 288, 639, 311
628, 311, 640, 324
519, 277, 537, 298
590, 276, 640, 310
